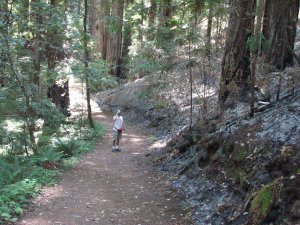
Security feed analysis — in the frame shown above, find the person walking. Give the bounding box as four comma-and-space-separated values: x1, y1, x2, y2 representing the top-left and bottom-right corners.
112, 110, 124, 152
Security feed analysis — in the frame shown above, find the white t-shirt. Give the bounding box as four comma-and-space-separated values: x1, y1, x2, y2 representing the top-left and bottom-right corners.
113, 115, 123, 130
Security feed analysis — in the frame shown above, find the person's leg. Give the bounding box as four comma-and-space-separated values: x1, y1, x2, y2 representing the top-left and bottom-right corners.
116, 132, 122, 151
112, 131, 117, 151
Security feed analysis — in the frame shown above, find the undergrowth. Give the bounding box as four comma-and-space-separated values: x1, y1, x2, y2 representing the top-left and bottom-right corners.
0, 118, 105, 223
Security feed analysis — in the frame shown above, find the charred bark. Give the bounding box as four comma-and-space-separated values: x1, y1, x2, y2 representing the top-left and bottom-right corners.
264, 0, 300, 70
219, 0, 256, 107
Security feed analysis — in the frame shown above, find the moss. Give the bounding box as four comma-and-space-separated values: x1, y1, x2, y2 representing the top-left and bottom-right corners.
231, 145, 248, 163
222, 141, 234, 155
250, 183, 274, 225
154, 99, 168, 109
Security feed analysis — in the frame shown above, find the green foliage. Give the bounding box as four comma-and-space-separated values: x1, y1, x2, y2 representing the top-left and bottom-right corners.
0, 156, 39, 187
154, 99, 168, 110
28, 168, 59, 186
231, 145, 248, 163
55, 138, 80, 157
137, 90, 152, 99
33, 147, 64, 166
129, 41, 163, 77
61, 156, 80, 169
0, 179, 41, 222
297, 167, 300, 174
77, 121, 106, 141
246, 32, 270, 52
71, 59, 116, 92
250, 183, 274, 224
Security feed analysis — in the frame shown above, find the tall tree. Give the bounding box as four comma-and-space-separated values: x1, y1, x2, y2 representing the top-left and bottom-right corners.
205, 5, 213, 59
106, 0, 124, 76
263, 0, 300, 70
148, 0, 157, 26
94, 0, 110, 59
219, 0, 256, 106
84, 0, 95, 128
30, 0, 43, 89
47, 0, 70, 117
156, 0, 173, 50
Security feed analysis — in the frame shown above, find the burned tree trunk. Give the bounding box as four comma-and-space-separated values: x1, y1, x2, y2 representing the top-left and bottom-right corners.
264, 0, 300, 70
219, 0, 256, 107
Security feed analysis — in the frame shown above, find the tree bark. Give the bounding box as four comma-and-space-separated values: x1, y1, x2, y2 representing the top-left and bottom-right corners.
205, 7, 213, 60
94, 0, 110, 59
264, 0, 300, 70
250, 0, 265, 118
47, 0, 70, 116
30, 0, 43, 88
89, 0, 97, 35
156, 0, 173, 50
148, 0, 157, 26
106, 0, 124, 77
219, 0, 256, 106
84, 0, 95, 128
138, 0, 145, 43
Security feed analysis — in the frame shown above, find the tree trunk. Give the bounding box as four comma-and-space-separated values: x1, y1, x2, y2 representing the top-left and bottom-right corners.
0, 0, 9, 87
138, 0, 145, 43
89, 0, 97, 35
106, 0, 124, 77
120, 2, 132, 78
219, 0, 256, 106
84, 0, 95, 129
148, 0, 157, 26
156, 0, 173, 50
264, 0, 300, 70
77, 0, 81, 14
0, 0, 9, 35
205, 7, 213, 60
31, 0, 42, 88
250, 0, 265, 118
262, 0, 271, 41
94, 0, 110, 59
47, 0, 70, 117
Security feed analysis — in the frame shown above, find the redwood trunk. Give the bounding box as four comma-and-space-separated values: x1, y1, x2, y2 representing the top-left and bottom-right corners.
219, 0, 256, 106
106, 0, 124, 77
264, 0, 300, 70
94, 0, 110, 59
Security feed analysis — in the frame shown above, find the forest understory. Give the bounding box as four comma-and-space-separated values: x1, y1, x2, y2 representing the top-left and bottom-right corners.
96, 27, 300, 225
1, 0, 300, 224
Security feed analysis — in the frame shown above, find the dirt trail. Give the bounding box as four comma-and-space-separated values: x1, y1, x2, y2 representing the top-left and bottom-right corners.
15, 79, 191, 225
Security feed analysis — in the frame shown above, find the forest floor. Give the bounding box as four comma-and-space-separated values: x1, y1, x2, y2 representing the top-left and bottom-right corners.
14, 78, 191, 225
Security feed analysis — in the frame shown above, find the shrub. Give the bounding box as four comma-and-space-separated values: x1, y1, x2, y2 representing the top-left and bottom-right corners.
0, 179, 41, 222
32, 146, 64, 169
0, 156, 40, 188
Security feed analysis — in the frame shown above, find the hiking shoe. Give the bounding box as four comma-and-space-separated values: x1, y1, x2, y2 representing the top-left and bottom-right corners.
116, 148, 121, 152
112, 148, 117, 152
